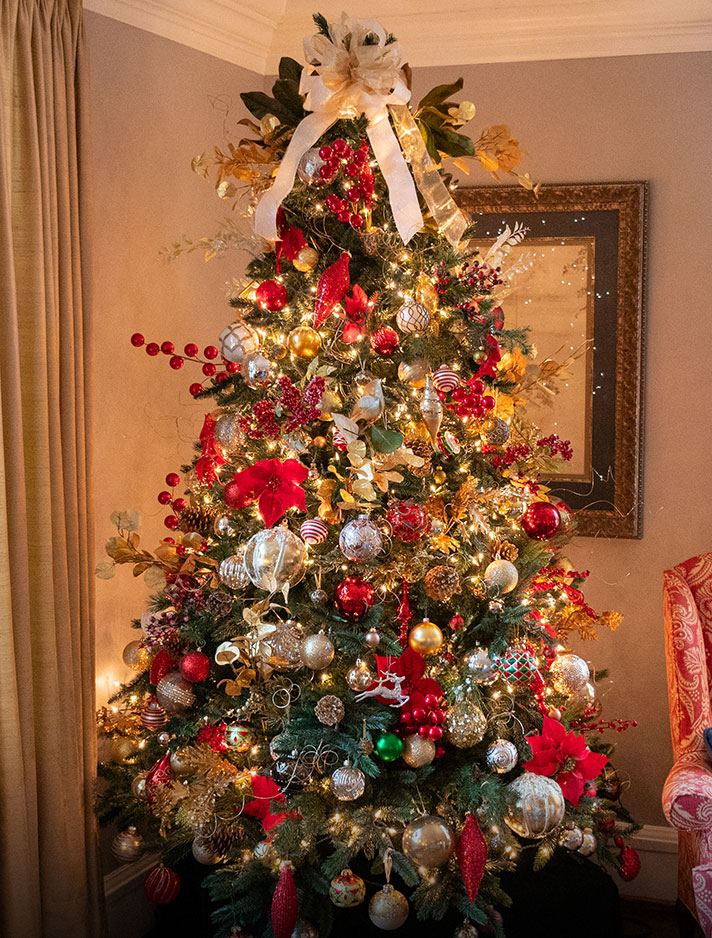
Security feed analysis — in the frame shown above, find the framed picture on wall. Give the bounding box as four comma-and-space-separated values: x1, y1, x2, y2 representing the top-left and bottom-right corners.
457, 183, 647, 538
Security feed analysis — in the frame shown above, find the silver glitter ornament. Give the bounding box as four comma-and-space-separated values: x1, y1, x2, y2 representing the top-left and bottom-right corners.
549, 653, 590, 694
339, 514, 383, 562
445, 700, 487, 748
488, 598, 504, 614
504, 774, 565, 839
219, 320, 259, 364
213, 412, 243, 455
330, 761, 366, 801
219, 550, 250, 590
464, 646, 498, 684
243, 351, 276, 389
484, 559, 519, 594
396, 298, 430, 334
301, 632, 335, 670
244, 528, 306, 592
486, 738, 518, 773
310, 587, 328, 605
402, 815, 455, 868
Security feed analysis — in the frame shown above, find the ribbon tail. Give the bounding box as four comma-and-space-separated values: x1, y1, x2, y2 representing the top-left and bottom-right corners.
367, 110, 423, 245
389, 104, 469, 249
254, 110, 335, 241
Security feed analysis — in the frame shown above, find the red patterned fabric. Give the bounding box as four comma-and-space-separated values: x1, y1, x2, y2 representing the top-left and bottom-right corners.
662, 553, 712, 933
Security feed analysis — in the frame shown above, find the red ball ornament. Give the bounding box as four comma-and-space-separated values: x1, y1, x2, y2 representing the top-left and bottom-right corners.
179, 651, 210, 683
521, 501, 562, 541
449, 614, 464, 630
165, 473, 180, 488
223, 478, 254, 510
189, 383, 203, 397
144, 865, 181, 904
161, 341, 174, 355
184, 343, 198, 357
256, 280, 288, 312
146, 342, 160, 356
370, 326, 399, 356
130, 332, 145, 347
334, 576, 375, 619
387, 500, 431, 543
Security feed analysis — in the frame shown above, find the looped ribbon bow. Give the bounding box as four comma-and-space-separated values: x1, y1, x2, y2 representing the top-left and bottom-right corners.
254, 13, 468, 247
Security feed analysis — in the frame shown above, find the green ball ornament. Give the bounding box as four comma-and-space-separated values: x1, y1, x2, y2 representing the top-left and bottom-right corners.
375, 732, 403, 762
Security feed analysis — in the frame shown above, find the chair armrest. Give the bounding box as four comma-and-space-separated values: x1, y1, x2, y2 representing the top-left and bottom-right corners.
663, 750, 712, 831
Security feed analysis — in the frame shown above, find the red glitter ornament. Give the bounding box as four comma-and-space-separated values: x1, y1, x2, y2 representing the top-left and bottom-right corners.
150, 649, 178, 686
614, 836, 641, 881
256, 279, 288, 312
334, 576, 375, 619
179, 651, 210, 683
314, 253, 350, 328
370, 326, 399, 356
522, 501, 562, 541
144, 865, 181, 904
387, 500, 431, 543
456, 813, 487, 903
223, 478, 255, 511
271, 864, 299, 938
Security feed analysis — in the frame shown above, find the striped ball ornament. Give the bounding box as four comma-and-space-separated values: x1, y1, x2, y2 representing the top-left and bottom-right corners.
432, 365, 460, 393
144, 865, 181, 904
333, 430, 348, 451
300, 518, 328, 545
140, 697, 168, 731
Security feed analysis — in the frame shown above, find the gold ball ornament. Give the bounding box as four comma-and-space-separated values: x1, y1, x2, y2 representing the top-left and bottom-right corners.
111, 737, 137, 762
397, 358, 430, 388
287, 325, 322, 358
122, 640, 152, 673
346, 660, 374, 691
301, 631, 335, 670
433, 469, 447, 485
484, 559, 519, 594
425, 565, 461, 602
402, 734, 436, 768
549, 653, 590, 694
368, 884, 409, 930
111, 826, 143, 863
329, 868, 365, 907
402, 815, 455, 868
293, 246, 319, 272
169, 748, 193, 777
504, 774, 565, 839
408, 619, 444, 655
445, 700, 487, 748
364, 628, 381, 648
131, 773, 147, 800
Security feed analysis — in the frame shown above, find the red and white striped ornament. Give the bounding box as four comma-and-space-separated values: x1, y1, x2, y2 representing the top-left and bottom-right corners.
300, 518, 328, 545
432, 365, 459, 394
144, 865, 181, 904
333, 431, 348, 451
140, 696, 168, 731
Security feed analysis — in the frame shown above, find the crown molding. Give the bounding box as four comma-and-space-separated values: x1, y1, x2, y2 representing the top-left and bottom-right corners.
84, 0, 712, 75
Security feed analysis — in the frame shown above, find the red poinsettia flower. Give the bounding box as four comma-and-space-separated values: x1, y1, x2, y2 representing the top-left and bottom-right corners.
243, 775, 288, 832
522, 716, 608, 805
341, 285, 378, 343
229, 458, 308, 527
373, 646, 442, 707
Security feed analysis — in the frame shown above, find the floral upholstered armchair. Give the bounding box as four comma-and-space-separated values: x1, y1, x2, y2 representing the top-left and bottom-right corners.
663, 553, 712, 935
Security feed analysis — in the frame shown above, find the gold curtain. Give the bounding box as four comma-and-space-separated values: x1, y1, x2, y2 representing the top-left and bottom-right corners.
0, 1, 103, 935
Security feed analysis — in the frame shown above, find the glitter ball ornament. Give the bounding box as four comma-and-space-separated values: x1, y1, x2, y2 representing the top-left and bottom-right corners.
425, 565, 460, 602
398, 358, 430, 388
140, 697, 168, 731
521, 501, 562, 541
192, 836, 220, 865
123, 639, 152, 672
244, 528, 306, 591
243, 352, 277, 390
432, 366, 460, 393
297, 147, 326, 184
329, 868, 365, 907
293, 246, 319, 272
180, 650, 210, 682
464, 646, 498, 684
330, 762, 366, 801
559, 823, 585, 851
550, 653, 590, 694
300, 518, 328, 545
315, 694, 345, 726
287, 325, 322, 358
446, 700, 487, 748
402, 734, 436, 768
220, 321, 259, 364
214, 412, 244, 454
334, 576, 375, 618
497, 643, 538, 685
453, 925, 479, 938
301, 632, 335, 670
486, 739, 518, 774
144, 866, 181, 904
396, 298, 430, 334
291, 922, 319, 938
403, 815, 455, 868
339, 514, 383, 562
266, 622, 304, 670
255, 280, 287, 312
370, 326, 399, 355
156, 672, 195, 712
347, 660, 374, 691
112, 826, 143, 862
578, 827, 597, 856
505, 774, 565, 839
409, 619, 444, 655
369, 884, 409, 930
386, 500, 431, 542
375, 732, 403, 762
483, 559, 519, 594
225, 723, 250, 751
219, 552, 250, 590
484, 417, 510, 447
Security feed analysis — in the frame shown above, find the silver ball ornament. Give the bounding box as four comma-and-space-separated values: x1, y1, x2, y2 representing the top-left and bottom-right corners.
504, 774, 565, 839
192, 835, 220, 865
111, 826, 143, 862
297, 147, 326, 185
219, 550, 250, 590
559, 823, 585, 850
330, 761, 366, 801
243, 351, 276, 389
301, 632, 335, 670
364, 628, 381, 648
214, 412, 243, 455
464, 646, 498, 684
339, 514, 383, 562
550, 653, 590, 694
453, 925, 479, 938
484, 559, 519, 594
484, 417, 510, 446
402, 815, 455, 868
486, 739, 518, 773
243, 528, 306, 591
310, 587, 328, 605
577, 827, 597, 856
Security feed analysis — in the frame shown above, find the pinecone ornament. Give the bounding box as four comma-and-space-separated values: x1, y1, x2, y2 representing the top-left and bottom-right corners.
206, 821, 244, 857
179, 504, 220, 537
492, 538, 519, 562
205, 589, 234, 619
404, 436, 432, 477
425, 565, 461, 602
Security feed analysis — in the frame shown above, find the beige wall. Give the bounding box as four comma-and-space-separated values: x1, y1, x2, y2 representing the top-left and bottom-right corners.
86, 11, 712, 830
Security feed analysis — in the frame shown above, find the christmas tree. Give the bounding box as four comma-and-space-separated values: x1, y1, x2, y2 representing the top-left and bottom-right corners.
97, 13, 640, 937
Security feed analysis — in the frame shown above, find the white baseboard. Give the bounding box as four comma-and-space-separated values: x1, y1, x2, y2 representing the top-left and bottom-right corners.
104, 853, 158, 938
618, 824, 678, 903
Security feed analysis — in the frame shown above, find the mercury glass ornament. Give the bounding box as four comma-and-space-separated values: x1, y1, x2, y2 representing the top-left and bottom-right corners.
504, 774, 565, 839
464, 646, 498, 684
291, 922, 319, 938
559, 823, 585, 851
214, 412, 243, 455
550, 653, 590, 694
243, 528, 306, 592
192, 836, 220, 865
272, 753, 311, 790
402, 815, 455, 868
301, 631, 335, 670
131, 773, 147, 800
111, 826, 143, 862
397, 358, 430, 388
214, 514, 236, 537
346, 660, 373, 691
169, 747, 192, 777
577, 827, 597, 856
243, 351, 276, 389
368, 885, 409, 930
339, 514, 383, 562
445, 700, 487, 748
402, 734, 436, 768
157, 731, 170, 746
293, 246, 319, 272
297, 147, 326, 184
156, 672, 195, 712
486, 739, 518, 774
484, 417, 510, 447
330, 761, 366, 801
483, 559, 519, 594
219, 550, 250, 590
219, 320, 259, 364
266, 621, 303, 670
396, 298, 430, 334
310, 587, 328, 605
364, 628, 381, 648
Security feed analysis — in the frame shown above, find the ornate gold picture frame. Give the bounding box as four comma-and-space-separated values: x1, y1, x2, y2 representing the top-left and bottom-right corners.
457, 183, 646, 538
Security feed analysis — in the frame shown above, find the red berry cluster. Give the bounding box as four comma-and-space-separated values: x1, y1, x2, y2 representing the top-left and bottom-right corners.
321, 139, 373, 228
446, 379, 495, 420
401, 693, 446, 744
279, 375, 325, 431
571, 716, 639, 735
158, 472, 187, 529
240, 400, 281, 441
536, 434, 574, 461
130, 333, 238, 396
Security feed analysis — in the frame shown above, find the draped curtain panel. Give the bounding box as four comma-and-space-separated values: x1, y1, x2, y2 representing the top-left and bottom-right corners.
0, 2, 103, 936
